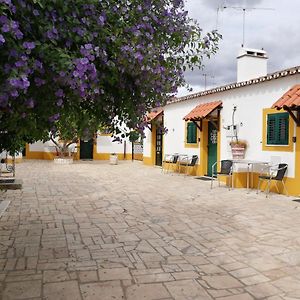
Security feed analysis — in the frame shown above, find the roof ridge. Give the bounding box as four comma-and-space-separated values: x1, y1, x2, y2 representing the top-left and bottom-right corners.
169, 65, 300, 105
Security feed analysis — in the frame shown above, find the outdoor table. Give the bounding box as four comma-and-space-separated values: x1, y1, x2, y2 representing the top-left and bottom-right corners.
232, 160, 269, 192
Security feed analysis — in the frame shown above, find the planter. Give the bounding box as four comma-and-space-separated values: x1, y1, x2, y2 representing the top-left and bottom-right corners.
53, 157, 73, 164
109, 154, 118, 165
231, 144, 246, 159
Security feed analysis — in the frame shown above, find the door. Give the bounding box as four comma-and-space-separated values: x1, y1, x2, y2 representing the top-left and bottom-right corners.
80, 139, 94, 160
207, 121, 218, 176
155, 129, 163, 166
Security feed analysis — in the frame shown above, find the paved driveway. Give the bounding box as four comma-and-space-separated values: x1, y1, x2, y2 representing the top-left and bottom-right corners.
1, 160, 300, 299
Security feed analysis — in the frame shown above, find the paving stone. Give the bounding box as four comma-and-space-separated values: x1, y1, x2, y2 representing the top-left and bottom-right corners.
3, 280, 41, 299
245, 282, 282, 298
218, 294, 254, 300
43, 270, 70, 283
43, 280, 81, 300
78, 270, 98, 283
98, 267, 131, 281
126, 283, 170, 300
165, 279, 212, 300
134, 272, 174, 283
80, 281, 124, 300
203, 275, 244, 289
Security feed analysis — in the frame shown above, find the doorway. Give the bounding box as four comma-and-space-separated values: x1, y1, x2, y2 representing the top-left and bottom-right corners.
207, 121, 218, 176
155, 129, 163, 166
80, 139, 94, 160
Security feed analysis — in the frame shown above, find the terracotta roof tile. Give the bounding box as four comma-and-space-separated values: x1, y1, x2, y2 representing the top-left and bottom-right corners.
272, 85, 300, 109
183, 101, 222, 121
146, 108, 163, 122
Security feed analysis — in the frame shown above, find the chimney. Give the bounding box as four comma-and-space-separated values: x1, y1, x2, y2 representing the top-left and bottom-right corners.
237, 47, 268, 82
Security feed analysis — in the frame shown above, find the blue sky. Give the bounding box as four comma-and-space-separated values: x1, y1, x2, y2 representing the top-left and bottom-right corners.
178, 0, 300, 96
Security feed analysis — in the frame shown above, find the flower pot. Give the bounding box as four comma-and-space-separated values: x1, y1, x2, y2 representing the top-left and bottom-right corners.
231, 144, 246, 159
110, 154, 118, 165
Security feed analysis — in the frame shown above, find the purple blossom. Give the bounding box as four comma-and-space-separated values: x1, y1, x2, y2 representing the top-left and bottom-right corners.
55, 89, 64, 98
15, 60, 25, 67
23, 41, 35, 49
10, 90, 19, 98
15, 29, 23, 39
56, 98, 63, 107
0, 34, 5, 45
10, 21, 18, 30
0, 15, 8, 24
9, 49, 18, 57
134, 52, 144, 62
80, 57, 89, 65
25, 98, 34, 108
0, 94, 8, 107
1, 24, 10, 33
33, 9, 39, 16
48, 113, 60, 122
34, 77, 45, 86
84, 43, 93, 50
1, 0, 11, 6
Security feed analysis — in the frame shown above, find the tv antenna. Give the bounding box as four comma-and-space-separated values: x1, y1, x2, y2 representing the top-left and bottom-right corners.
220, 6, 274, 46
202, 73, 214, 91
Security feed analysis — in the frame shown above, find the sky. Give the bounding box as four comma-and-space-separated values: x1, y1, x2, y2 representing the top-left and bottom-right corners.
177, 0, 300, 96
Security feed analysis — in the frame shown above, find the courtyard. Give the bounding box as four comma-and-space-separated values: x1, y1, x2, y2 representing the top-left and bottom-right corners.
0, 160, 300, 299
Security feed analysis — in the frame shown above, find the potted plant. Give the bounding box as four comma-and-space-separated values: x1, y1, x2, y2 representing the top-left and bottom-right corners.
110, 153, 118, 165
230, 139, 247, 159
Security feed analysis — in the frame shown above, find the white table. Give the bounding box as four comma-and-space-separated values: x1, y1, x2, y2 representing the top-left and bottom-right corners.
232, 160, 269, 191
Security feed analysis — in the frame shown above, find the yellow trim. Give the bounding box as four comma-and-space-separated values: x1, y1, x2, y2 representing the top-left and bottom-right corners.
150, 125, 156, 165
199, 120, 208, 175
262, 108, 294, 152
93, 152, 132, 160
184, 121, 199, 148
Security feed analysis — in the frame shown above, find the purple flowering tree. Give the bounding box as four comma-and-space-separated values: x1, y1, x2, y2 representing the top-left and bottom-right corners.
0, 0, 220, 153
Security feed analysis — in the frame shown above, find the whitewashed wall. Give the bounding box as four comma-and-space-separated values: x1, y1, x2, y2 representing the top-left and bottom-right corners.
96, 135, 131, 155
143, 129, 152, 158
147, 74, 300, 178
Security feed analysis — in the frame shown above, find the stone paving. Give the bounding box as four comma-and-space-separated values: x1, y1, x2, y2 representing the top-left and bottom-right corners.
0, 160, 300, 299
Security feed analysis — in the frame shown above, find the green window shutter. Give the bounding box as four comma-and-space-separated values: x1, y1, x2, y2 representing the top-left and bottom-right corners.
187, 122, 197, 143
267, 113, 289, 145
267, 115, 276, 144
278, 114, 289, 145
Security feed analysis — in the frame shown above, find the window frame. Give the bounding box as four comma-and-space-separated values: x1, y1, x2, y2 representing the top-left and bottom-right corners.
262, 108, 294, 152
267, 112, 289, 145
185, 121, 199, 148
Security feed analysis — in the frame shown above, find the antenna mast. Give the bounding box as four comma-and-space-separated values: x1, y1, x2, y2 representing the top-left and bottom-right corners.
222, 6, 274, 47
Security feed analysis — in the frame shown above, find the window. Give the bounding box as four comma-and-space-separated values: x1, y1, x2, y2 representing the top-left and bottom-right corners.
186, 122, 197, 144
267, 112, 289, 145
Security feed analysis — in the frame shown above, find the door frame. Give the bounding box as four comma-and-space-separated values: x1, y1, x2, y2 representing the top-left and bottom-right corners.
207, 121, 218, 176
155, 128, 163, 166
80, 139, 94, 160
199, 119, 221, 176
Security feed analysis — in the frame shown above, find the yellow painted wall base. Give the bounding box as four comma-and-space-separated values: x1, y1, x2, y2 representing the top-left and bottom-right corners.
93, 153, 132, 160
143, 156, 154, 166
6, 158, 23, 164
26, 151, 56, 160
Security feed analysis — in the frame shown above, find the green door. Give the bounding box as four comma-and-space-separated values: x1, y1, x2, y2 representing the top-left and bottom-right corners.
80, 139, 93, 160
207, 121, 218, 176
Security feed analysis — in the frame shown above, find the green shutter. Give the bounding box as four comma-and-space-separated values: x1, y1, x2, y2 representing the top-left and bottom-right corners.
267, 113, 289, 145
187, 122, 197, 144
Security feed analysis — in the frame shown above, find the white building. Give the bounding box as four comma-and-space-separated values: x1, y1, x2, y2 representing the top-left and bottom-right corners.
143, 47, 300, 196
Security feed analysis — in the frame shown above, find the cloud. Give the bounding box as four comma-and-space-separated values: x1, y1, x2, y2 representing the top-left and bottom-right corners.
200, 0, 265, 10
179, 0, 300, 96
